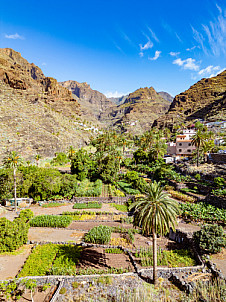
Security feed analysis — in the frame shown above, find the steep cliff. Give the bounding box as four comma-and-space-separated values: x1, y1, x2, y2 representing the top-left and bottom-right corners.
153, 70, 226, 130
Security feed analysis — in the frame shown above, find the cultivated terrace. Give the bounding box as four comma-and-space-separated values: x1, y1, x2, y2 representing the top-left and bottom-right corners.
0, 127, 225, 302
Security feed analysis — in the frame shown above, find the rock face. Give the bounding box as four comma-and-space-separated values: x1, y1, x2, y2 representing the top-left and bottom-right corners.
153, 71, 226, 130
60, 80, 114, 119
158, 91, 174, 102
101, 87, 170, 134
0, 48, 93, 161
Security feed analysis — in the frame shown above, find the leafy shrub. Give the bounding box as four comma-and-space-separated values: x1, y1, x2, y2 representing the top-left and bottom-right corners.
193, 224, 225, 253
117, 181, 140, 195
84, 225, 112, 244
19, 209, 34, 223
195, 173, 201, 181
30, 215, 72, 228
50, 152, 68, 166
211, 188, 226, 197
120, 216, 134, 224
214, 177, 225, 188
0, 217, 29, 252
59, 287, 67, 294
73, 202, 102, 209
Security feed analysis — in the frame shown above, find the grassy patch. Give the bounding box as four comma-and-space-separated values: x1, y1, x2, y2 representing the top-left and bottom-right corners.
42, 202, 67, 208
110, 203, 128, 212
30, 215, 72, 228
73, 202, 102, 209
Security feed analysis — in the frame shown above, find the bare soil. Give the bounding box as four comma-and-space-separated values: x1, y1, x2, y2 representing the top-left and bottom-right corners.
0, 245, 32, 280
77, 247, 133, 271
211, 248, 226, 278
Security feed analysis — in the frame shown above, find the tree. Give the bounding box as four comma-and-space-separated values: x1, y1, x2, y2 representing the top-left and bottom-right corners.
191, 129, 206, 167
149, 139, 167, 161
3, 151, 22, 212
67, 145, 76, 160
129, 181, 179, 285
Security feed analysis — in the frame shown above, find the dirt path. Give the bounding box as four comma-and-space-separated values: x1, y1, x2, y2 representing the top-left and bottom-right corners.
28, 227, 85, 243
0, 245, 32, 280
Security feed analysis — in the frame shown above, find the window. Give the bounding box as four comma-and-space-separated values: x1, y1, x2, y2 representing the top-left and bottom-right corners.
179, 149, 182, 152
179, 143, 182, 146
188, 143, 191, 146
187, 149, 191, 152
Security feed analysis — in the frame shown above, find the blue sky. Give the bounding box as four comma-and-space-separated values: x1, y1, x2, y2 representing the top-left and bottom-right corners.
0, 0, 225, 97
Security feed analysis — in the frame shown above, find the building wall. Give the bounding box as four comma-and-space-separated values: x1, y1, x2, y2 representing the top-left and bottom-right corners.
176, 140, 196, 155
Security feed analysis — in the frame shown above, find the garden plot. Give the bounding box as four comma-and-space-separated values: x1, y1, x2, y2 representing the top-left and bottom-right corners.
18, 244, 133, 277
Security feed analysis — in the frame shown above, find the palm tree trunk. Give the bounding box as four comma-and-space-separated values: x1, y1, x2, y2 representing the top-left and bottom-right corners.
197, 147, 199, 167
13, 168, 17, 212
152, 227, 157, 285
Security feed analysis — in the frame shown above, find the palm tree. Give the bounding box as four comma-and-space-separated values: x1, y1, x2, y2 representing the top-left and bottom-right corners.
129, 181, 179, 285
191, 129, 206, 167
149, 139, 167, 161
3, 151, 22, 212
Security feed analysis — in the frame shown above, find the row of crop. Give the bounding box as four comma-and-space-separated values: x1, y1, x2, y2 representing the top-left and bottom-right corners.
73, 202, 102, 209
165, 186, 196, 203
179, 202, 226, 224
30, 215, 72, 228
117, 181, 140, 195
18, 244, 82, 277
134, 247, 196, 267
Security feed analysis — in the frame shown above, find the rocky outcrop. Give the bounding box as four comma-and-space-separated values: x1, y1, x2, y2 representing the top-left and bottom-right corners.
158, 91, 173, 102
60, 80, 114, 118
153, 71, 226, 130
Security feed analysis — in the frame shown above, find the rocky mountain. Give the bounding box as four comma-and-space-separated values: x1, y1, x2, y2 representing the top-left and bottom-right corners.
100, 87, 171, 135
158, 91, 173, 102
153, 70, 226, 130
109, 95, 128, 105
60, 80, 114, 122
0, 48, 93, 161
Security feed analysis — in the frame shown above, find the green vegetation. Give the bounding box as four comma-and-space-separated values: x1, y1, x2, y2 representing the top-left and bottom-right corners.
193, 224, 226, 253
50, 152, 69, 166
117, 181, 140, 195
180, 202, 226, 224
186, 278, 226, 302
135, 247, 196, 267
167, 189, 196, 203
105, 248, 124, 254
42, 202, 66, 208
18, 244, 81, 276
0, 216, 30, 252
74, 179, 102, 197
30, 215, 72, 228
84, 225, 112, 244
76, 267, 129, 275
110, 202, 128, 212
130, 181, 180, 285
73, 202, 102, 209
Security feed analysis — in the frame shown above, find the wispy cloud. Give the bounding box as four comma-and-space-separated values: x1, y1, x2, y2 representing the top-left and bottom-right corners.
191, 5, 226, 56
169, 51, 180, 57
149, 50, 161, 61
173, 57, 200, 71
186, 45, 200, 51
5, 33, 24, 40
104, 91, 128, 98
209, 67, 225, 77
162, 21, 182, 43
41, 62, 47, 66
147, 26, 159, 42
198, 65, 220, 76
139, 40, 153, 57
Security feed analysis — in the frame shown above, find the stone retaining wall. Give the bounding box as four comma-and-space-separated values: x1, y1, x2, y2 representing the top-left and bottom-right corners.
72, 196, 134, 204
